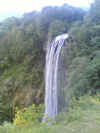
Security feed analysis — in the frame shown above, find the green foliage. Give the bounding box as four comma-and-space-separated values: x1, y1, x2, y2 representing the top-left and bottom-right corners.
65, 0, 100, 99
48, 20, 66, 39
89, 0, 100, 24
66, 55, 100, 99
66, 57, 89, 98
0, 4, 85, 123
85, 57, 100, 90
0, 96, 13, 123
54, 95, 100, 125
0, 0, 100, 124
14, 104, 44, 127
0, 95, 100, 133
64, 95, 100, 124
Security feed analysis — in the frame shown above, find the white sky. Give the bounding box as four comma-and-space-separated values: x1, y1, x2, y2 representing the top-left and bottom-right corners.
0, 0, 94, 14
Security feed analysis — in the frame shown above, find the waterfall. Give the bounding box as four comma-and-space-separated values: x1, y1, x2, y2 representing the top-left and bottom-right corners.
44, 33, 69, 118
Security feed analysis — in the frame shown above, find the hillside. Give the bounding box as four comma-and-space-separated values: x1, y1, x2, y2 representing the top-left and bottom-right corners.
0, 0, 100, 132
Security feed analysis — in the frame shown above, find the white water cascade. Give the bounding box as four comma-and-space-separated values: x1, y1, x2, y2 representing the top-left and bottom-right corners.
44, 33, 69, 118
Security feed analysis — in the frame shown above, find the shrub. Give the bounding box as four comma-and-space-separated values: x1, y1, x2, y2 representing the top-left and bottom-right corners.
65, 95, 100, 123
67, 107, 82, 123
13, 104, 44, 127
69, 95, 100, 110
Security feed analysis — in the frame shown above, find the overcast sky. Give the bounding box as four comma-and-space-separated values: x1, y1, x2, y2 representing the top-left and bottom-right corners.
0, 0, 94, 14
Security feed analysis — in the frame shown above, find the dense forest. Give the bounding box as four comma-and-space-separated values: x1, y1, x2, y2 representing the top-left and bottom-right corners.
0, 0, 100, 130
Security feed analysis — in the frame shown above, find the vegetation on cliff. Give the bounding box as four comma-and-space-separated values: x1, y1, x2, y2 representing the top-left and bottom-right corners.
0, 1, 100, 131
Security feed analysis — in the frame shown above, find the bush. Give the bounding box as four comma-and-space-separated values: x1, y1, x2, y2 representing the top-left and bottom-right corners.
66, 54, 100, 100
69, 95, 100, 110
85, 57, 100, 90
0, 96, 13, 124
0, 122, 16, 133
61, 95, 100, 124
14, 104, 44, 127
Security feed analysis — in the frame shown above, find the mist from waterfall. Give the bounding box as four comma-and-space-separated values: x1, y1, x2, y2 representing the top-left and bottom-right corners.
44, 34, 69, 118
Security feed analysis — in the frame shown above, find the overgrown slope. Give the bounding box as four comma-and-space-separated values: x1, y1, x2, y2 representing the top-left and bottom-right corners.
0, 0, 100, 124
